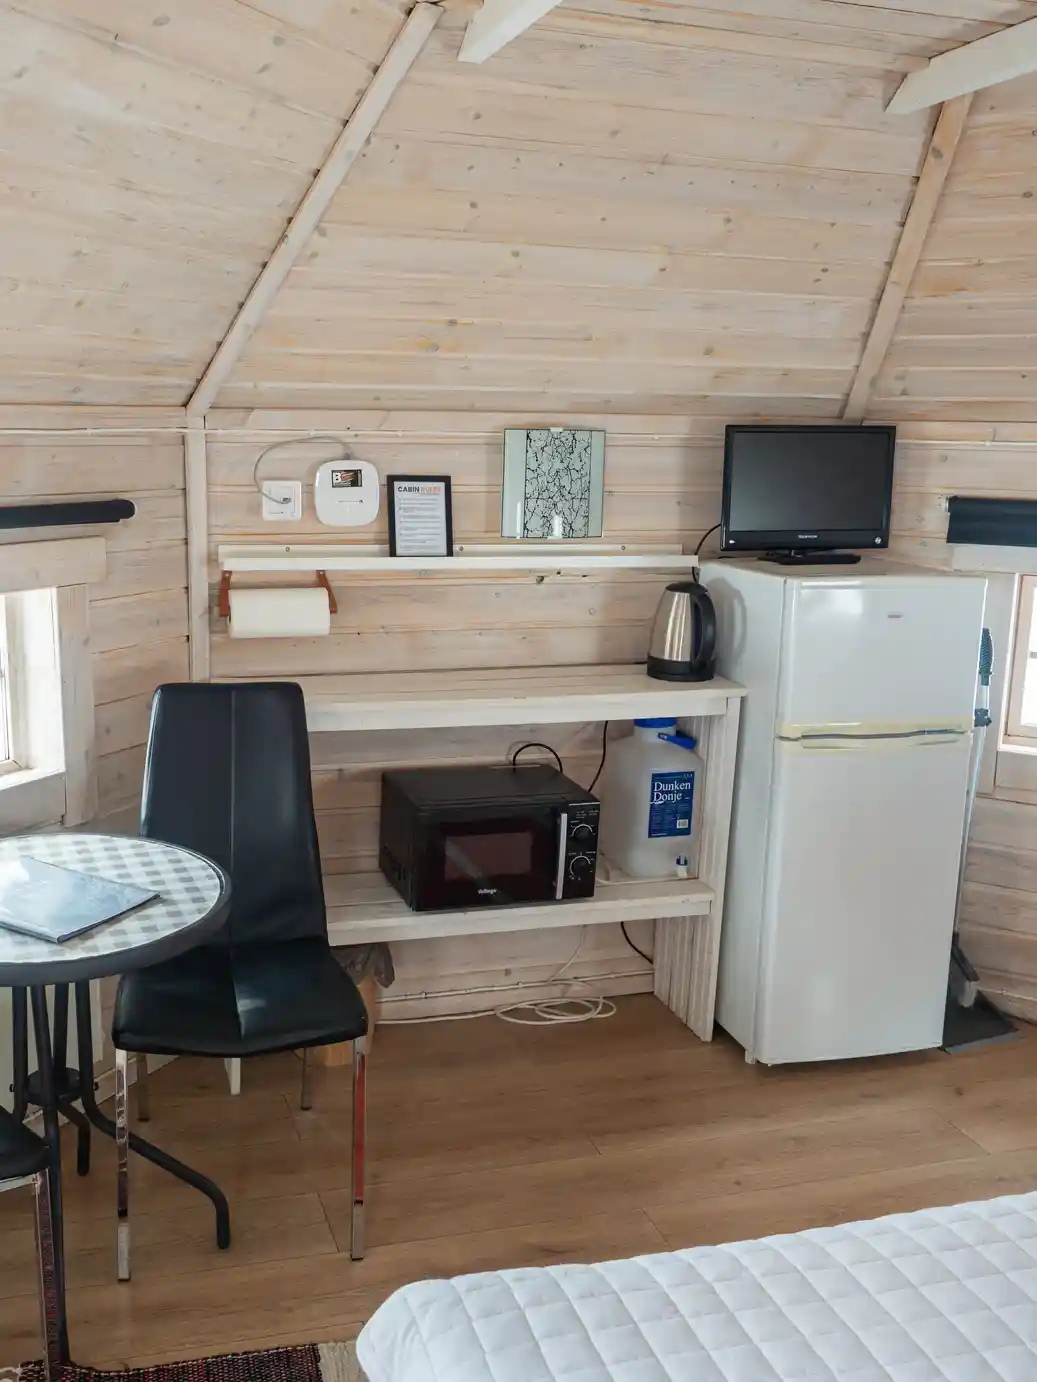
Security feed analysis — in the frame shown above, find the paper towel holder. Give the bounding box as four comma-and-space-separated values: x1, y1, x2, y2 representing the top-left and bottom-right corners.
218, 570, 338, 620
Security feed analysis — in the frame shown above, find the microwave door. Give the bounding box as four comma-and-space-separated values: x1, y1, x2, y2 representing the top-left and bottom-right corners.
421, 808, 562, 909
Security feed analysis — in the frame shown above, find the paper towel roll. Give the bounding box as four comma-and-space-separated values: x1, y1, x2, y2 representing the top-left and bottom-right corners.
228, 586, 331, 639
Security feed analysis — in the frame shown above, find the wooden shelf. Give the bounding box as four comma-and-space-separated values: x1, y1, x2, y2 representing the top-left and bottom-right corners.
325, 867, 713, 945
295, 665, 745, 733
218, 541, 700, 575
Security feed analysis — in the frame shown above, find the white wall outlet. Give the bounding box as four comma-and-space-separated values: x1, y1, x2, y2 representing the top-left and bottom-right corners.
261, 480, 303, 521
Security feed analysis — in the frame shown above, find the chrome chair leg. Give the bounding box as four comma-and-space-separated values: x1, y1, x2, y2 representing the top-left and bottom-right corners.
299, 1047, 313, 1112
136, 1052, 151, 1122
350, 1036, 367, 1261
33, 1170, 62, 1382
115, 1046, 131, 1281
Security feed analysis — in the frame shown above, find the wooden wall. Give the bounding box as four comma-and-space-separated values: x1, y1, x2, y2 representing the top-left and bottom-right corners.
879, 72, 1037, 420
873, 420, 1037, 1020
0, 0, 408, 402
207, 410, 1035, 1016
0, 408, 188, 830
6, 0, 1037, 1022
208, 408, 717, 1013
0, 406, 187, 1071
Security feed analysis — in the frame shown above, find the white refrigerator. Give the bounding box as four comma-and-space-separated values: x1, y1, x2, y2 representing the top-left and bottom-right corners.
698, 558, 987, 1065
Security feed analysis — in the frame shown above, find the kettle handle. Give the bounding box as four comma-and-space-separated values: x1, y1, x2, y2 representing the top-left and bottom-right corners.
696, 591, 717, 670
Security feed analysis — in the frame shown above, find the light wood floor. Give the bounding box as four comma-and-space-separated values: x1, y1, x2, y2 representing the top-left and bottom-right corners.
3, 996, 1037, 1369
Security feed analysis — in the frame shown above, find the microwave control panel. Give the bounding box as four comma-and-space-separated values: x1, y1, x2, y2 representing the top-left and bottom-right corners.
562, 802, 600, 898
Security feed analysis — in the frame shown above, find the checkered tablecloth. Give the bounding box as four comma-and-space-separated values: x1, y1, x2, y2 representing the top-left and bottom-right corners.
0, 833, 225, 980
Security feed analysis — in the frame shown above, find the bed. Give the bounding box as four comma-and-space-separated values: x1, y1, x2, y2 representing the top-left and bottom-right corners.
356, 1191, 1037, 1381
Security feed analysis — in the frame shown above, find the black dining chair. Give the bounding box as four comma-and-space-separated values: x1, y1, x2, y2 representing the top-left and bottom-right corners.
111, 682, 370, 1272
0, 1106, 62, 1378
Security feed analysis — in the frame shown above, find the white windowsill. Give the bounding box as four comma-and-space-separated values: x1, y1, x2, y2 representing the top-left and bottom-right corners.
1000, 743, 1037, 758
0, 765, 64, 794
0, 766, 66, 833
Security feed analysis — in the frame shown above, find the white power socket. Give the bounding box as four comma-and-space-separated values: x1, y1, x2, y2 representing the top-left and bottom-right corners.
261, 480, 303, 521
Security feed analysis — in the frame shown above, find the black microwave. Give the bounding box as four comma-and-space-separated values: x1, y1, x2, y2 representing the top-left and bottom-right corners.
379, 764, 600, 912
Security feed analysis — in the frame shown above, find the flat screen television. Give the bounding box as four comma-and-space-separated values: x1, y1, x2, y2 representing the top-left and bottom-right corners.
721, 424, 896, 565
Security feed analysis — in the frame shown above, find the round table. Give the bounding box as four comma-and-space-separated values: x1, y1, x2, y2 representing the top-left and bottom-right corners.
0, 833, 230, 1366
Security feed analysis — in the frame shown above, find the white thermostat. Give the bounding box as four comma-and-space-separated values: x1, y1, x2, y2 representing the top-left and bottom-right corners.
314, 459, 380, 527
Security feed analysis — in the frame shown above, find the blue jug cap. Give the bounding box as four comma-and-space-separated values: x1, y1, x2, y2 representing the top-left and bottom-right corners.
634, 717, 677, 728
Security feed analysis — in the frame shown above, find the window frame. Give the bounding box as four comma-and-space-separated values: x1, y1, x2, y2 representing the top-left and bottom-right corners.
1005, 574, 1037, 747
0, 597, 16, 775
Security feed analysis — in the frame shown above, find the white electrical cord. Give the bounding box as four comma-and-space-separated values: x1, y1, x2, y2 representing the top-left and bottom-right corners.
381, 929, 618, 1027
495, 931, 618, 1026
251, 434, 352, 505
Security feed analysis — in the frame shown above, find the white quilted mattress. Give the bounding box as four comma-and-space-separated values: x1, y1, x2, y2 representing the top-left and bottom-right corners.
356, 1192, 1037, 1382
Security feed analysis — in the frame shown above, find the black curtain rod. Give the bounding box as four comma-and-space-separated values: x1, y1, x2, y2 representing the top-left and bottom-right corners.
0, 499, 136, 530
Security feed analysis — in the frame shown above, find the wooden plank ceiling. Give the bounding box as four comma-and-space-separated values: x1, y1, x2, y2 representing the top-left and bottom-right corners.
0, 0, 410, 403
2, 0, 1037, 411
222, 2, 937, 411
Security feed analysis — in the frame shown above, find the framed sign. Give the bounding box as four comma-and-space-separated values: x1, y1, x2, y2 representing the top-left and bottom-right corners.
386, 475, 454, 558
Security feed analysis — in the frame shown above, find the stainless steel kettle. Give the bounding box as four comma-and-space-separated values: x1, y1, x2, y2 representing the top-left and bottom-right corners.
646, 578, 717, 682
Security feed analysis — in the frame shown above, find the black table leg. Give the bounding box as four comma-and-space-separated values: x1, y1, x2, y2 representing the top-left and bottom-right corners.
73, 981, 232, 1252
10, 986, 28, 1121
29, 985, 71, 1366
53, 986, 91, 1176
10, 984, 91, 1175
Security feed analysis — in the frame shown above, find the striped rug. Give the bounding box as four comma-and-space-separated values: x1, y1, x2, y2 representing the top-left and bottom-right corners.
9, 1343, 360, 1382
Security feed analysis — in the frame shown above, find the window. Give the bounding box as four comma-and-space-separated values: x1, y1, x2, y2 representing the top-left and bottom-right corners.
0, 599, 16, 774
1006, 576, 1037, 744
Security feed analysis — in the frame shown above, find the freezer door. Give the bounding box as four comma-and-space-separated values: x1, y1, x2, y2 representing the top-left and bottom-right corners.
778, 577, 986, 730
754, 734, 971, 1064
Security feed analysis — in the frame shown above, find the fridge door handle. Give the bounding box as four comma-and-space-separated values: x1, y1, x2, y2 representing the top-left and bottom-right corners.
778, 728, 970, 749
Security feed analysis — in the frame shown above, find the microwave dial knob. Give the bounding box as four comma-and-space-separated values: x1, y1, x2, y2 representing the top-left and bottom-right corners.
568, 854, 595, 881
570, 821, 595, 840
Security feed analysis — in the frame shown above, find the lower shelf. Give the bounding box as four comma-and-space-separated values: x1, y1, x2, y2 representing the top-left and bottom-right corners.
325, 868, 713, 945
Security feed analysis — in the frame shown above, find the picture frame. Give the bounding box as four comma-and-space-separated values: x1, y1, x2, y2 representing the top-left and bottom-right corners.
501, 428, 606, 540
386, 475, 454, 558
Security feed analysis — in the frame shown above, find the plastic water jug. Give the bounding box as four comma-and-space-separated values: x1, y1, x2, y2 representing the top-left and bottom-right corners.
598, 718, 703, 879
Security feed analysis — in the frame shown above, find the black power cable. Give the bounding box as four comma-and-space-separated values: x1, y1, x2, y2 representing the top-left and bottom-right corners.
621, 922, 652, 965
510, 727, 651, 967
692, 521, 721, 558
588, 720, 609, 794
510, 742, 564, 774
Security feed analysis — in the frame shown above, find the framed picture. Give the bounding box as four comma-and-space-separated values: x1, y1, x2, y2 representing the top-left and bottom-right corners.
386, 475, 454, 558
501, 428, 606, 539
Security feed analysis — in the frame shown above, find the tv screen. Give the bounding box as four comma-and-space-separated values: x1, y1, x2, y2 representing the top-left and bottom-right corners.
721, 425, 896, 554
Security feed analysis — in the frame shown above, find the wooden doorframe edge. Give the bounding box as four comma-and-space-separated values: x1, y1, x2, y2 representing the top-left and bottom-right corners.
842, 93, 973, 423
181, 2, 444, 682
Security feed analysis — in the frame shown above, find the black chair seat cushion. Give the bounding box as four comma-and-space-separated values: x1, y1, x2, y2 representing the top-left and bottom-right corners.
0, 1108, 49, 1180
113, 937, 368, 1058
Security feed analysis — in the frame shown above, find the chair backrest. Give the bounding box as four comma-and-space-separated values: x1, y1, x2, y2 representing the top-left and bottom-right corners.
141, 682, 327, 946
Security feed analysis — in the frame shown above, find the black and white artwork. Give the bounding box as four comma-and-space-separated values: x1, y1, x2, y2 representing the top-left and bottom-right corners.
501, 428, 605, 539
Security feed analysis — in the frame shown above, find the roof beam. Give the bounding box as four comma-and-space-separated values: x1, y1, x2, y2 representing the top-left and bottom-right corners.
458, 0, 564, 62
888, 17, 1037, 113
183, 1, 442, 680
189, 2, 442, 416
842, 95, 972, 422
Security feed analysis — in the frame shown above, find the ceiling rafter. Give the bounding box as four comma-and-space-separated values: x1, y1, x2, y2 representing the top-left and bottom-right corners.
182, 1, 443, 680
843, 94, 973, 422
889, 17, 1037, 113
458, 0, 565, 62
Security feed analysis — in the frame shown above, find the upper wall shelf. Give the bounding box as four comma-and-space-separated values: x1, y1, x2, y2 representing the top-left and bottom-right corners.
217, 542, 702, 575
